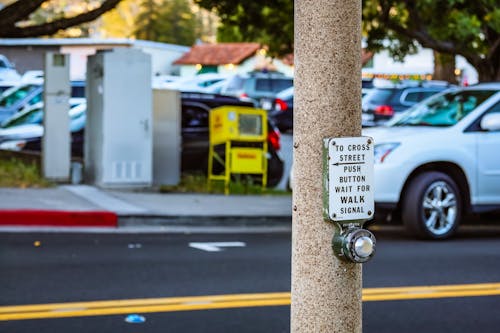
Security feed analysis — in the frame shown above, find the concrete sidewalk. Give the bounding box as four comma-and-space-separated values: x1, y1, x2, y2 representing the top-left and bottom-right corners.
0, 185, 292, 228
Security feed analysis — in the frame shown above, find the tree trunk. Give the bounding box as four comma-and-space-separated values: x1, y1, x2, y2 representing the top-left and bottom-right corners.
433, 51, 456, 84
468, 57, 500, 83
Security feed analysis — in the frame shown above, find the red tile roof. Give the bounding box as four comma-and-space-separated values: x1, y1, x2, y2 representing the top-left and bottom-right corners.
174, 43, 261, 65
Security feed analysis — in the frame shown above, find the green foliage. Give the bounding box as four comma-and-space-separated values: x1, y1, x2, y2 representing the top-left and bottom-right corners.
363, 0, 500, 81
485, 8, 500, 32
0, 158, 52, 188
194, 0, 293, 57
159, 172, 288, 195
134, 0, 197, 46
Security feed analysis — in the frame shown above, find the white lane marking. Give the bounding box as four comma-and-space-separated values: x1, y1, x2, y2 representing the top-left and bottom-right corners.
189, 242, 246, 252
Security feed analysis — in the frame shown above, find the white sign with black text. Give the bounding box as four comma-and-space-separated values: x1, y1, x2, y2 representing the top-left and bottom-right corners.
327, 136, 374, 222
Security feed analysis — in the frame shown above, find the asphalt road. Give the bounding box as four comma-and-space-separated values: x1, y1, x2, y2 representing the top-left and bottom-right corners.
1, 224, 500, 332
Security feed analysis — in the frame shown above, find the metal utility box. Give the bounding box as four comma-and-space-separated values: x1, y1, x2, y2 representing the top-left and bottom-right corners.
85, 48, 153, 187
152, 89, 181, 186
208, 106, 268, 194
43, 52, 71, 181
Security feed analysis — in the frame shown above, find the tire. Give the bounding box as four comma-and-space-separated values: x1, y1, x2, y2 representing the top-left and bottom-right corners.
402, 171, 462, 240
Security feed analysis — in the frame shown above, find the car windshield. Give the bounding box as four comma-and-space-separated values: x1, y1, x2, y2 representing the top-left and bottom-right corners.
363, 88, 394, 104
224, 76, 245, 93
255, 78, 293, 93
1, 100, 85, 129
1, 106, 43, 128
389, 89, 496, 127
0, 84, 39, 107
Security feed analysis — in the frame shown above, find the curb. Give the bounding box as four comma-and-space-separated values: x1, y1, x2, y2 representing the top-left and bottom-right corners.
118, 215, 292, 227
0, 210, 117, 227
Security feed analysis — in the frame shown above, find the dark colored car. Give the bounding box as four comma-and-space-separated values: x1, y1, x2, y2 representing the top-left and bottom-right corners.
362, 80, 454, 126
18, 92, 285, 187
220, 71, 293, 111
0, 81, 85, 123
180, 92, 284, 187
268, 86, 294, 133
362, 78, 374, 97
268, 79, 378, 133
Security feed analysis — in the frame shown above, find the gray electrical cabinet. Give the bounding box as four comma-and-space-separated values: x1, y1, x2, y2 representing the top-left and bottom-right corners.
43, 53, 70, 181
85, 48, 153, 187
153, 89, 181, 186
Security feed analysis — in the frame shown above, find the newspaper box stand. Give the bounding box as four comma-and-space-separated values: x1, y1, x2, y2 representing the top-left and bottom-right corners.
208, 106, 268, 194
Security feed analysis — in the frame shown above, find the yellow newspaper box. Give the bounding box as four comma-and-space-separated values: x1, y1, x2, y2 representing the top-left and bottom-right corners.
208, 106, 268, 194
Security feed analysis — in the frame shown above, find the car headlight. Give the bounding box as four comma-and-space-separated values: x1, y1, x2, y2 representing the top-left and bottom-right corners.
0, 140, 27, 151
374, 143, 400, 163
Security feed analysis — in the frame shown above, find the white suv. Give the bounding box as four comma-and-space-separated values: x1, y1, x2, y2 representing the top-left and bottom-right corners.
364, 83, 500, 239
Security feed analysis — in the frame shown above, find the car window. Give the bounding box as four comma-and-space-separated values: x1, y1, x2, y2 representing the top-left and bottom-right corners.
403, 91, 421, 103
254, 78, 293, 93
224, 76, 245, 93
0, 84, 39, 107
1, 107, 43, 128
362, 79, 374, 89
0, 85, 13, 96
71, 85, 85, 98
485, 102, 500, 115
422, 90, 440, 99
28, 92, 42, 105
481, 102, 500, 121
390, 90, 496, 127
197, 79, 225, 88
182, 106, 208, 128
363, 88, 394, 104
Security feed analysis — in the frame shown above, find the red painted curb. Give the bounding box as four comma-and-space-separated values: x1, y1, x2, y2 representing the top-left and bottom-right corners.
0, 210, 117, 227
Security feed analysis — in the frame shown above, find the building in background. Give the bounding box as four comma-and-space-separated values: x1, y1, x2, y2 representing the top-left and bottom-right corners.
173, 43, 294, 77
0, 38, 189, 79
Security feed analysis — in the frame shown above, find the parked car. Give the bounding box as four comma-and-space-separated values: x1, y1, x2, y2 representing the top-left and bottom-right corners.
21, 70, 44, 83
364, 83, 500, 239
220, 71, 293, 110
152, 75, 181, 89
0, 99, 86, 154
268, 86, 294, 132
362, 78, 374, 97
0, 55, 21, 82
0, 81, 19, 96
180, 92, 284, 187
14, 92, 285, 187
362, 79, 453, 126
269, 79, 375, 133
0, 81, 85, 122
162, 73, 229, 92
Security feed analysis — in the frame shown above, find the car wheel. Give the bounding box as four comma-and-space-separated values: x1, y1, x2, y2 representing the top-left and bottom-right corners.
402, 171, 462, 239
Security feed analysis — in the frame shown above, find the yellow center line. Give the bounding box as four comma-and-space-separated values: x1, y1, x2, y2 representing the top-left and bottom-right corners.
1, 282, 499, 321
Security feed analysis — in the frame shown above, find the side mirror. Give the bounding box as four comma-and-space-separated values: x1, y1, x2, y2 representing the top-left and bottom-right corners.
480, 113, 500, 132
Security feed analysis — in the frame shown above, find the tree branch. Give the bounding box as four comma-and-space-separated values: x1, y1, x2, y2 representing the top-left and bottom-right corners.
376, 1, 485, 66
0, 0, 45, 32
490, 37, 500, 60
0, 0, 123, 38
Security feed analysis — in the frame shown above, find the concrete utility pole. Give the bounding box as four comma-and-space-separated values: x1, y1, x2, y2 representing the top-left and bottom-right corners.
292, 0, 363, 332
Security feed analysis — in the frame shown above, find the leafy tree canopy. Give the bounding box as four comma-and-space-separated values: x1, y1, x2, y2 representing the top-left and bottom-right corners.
193, 0, 293, 57
0, 0, 123, 38
363, 0, 500, 81
134, 0, 197, 46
